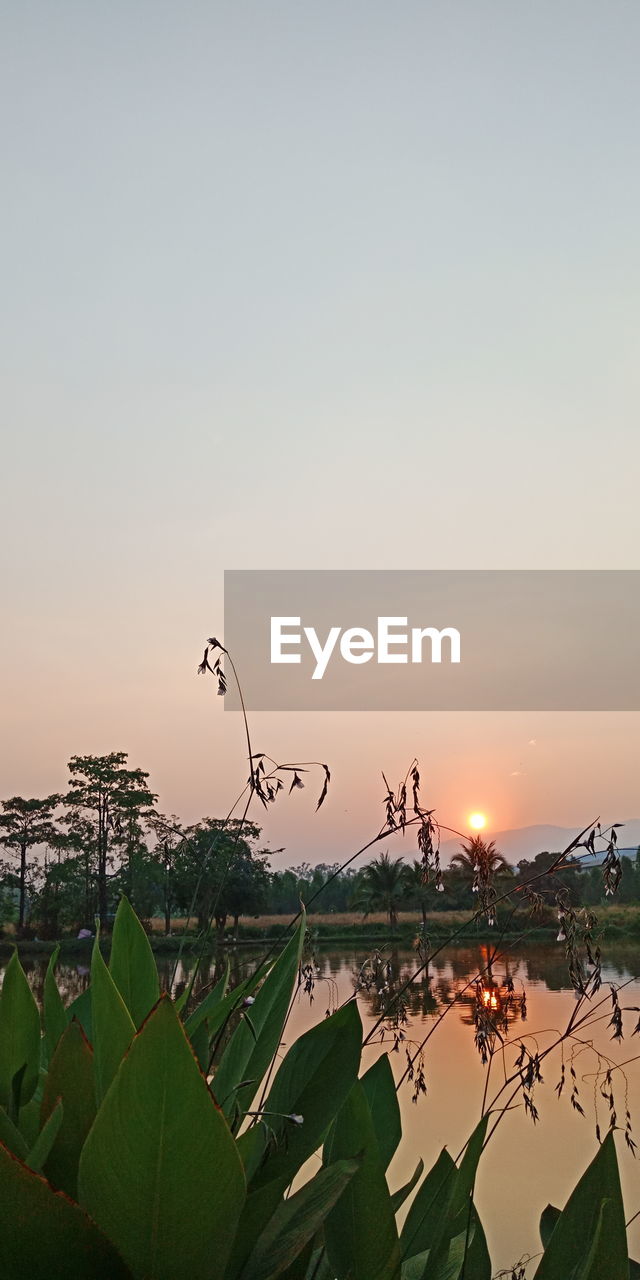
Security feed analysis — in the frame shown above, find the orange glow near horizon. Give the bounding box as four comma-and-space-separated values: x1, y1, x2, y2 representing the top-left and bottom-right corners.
469, 812, 487, 831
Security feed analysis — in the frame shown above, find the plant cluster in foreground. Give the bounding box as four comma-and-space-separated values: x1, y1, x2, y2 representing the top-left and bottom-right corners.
0, 895, 639, 1279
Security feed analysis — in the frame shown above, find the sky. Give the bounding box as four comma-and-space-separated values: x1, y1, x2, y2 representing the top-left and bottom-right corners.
1, 2, 639, 866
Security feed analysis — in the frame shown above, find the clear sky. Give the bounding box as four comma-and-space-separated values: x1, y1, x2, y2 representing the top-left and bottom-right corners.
1, 2, 639, 864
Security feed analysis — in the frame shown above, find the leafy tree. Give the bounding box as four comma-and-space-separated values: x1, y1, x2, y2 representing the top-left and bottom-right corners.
61, 753, 156, 924
515, 849, 581, 902
267, 862, 359, 916
354, 852, 407, 929
404, 859, 440, 929
0, 794, 60, 932
143, 813, 187, 934
268, 867, 304, 915
222, 849, 270, 939
29, 849, 88, 937
172, 818, 268, 935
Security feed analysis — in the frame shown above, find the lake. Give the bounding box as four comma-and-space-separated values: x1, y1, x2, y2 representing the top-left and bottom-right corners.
8, 938, 640, 1274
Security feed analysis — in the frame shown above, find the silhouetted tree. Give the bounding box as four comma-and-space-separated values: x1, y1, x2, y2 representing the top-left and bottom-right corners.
61, 753, 156, 923
0, 794, 60, 932
354, 852, 407, 929
450, 836, 510, 882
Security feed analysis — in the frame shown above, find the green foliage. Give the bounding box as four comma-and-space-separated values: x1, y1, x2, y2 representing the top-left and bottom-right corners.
43, 946, 67, 1063
90, 932, 135, 1103
78, 998, 245, 1280
536, 1132, 629, 1280
360, 1052, 402, 1171
540, 1204, 561, 1249
171, 817, 269, 934
41, 1019, 95, 1198
391, 1158, 424, 1213
0, 898, 638, 1279
26, 1098, 64, 1172
0, 949, 41, 1110
0, 1100, 28, 1158
323, 1077, 401, 1280
400, 1116, 489, 1279
240, 1159, 359, 1280
108, 895, 160, 1027
0, 1140, 132, 1279
213, 914, 305, 1126
183, 962, 263, 1039
353, 852, 408, 928
62, 752, 157, 924
256, 999, 363, 1189
0, 794, 61, 932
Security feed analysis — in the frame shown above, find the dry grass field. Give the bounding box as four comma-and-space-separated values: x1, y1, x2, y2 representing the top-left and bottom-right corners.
147, 905, 640, 934
146, 910, 425, 932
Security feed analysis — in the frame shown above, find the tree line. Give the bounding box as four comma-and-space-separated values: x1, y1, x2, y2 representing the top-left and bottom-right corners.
1, 751, 639, 939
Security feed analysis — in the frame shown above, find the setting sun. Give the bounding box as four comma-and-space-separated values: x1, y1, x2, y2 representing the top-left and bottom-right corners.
469, 812, 487, 831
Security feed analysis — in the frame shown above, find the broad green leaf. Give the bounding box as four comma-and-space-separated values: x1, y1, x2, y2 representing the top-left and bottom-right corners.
0, 950, 41, 1109
391, 1159, 425, 1214
90, 934, 135, 1103
15, 1069, 47, 1147
452, 1115, 489, 1219
226, 1180, 287, 1280
26, 1099, 64, 1172
109, 896, 160, 1027
303, 1249, 333, 1280
401, 1149, 456, 1262
214, 916, 305, 1123
278, 1240, 315, 1280
460, 1208, 488, 1280
66, 986, 92, 1040
185, 964, 269, 1042
535, 1133, 628, 1280
0, 1104, 28, 1159
237, 1121, 270, 1182
227, 1002, 363, 1280
78, 996, 246, 1280
41, 1018, 96, 1198
241, 1159, 359, 1280
401, 1116, 488, 1269
324, 1077, 401, 1280
256, 999, 363, 1188
573, 1198, 625, 1280
427, 1228, 476, 1280
540, 1204, 561, 1249
176, 956, 229, 1017
410, 1205, 489, 1280
190, 1017, 210, 1071
402, 1251, 430, 1279
418, 1230, 464, 1280
0, 1140, 132, 1279
43, 946, 67, 1063
362, 1053, 401, 1171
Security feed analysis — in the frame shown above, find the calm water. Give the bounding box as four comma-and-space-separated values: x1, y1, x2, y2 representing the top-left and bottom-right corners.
8, 939, 640, 1274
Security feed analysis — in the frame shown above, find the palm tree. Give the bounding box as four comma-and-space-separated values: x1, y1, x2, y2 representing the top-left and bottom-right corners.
354, 852, 407, 929
404, 859, 434, 930
450, 836, 510, 882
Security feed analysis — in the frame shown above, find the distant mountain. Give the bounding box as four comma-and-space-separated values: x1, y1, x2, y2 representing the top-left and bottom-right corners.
440, 821, 640, 866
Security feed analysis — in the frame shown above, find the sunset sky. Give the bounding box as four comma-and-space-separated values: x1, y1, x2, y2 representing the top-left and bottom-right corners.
2, 3, 639, 866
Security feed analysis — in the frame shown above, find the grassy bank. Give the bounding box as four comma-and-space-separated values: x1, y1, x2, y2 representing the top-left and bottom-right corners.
3, 904, 640, 956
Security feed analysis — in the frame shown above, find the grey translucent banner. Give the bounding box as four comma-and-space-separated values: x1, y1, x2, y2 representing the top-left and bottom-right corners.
223, 570, 640, 711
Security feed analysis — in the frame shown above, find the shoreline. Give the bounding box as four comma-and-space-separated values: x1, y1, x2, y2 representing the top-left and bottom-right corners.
3, 904, 640, 956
